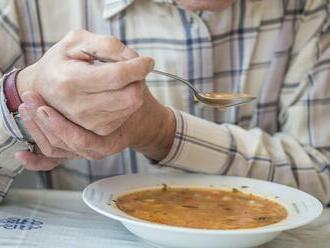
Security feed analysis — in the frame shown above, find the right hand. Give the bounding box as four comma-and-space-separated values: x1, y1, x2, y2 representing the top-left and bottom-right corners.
17, 29, 154, 136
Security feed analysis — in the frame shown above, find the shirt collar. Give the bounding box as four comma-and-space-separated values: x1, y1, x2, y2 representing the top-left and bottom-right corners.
103, 0, 175, 19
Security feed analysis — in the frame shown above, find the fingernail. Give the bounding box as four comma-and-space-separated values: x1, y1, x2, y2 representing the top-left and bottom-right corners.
21, 92, 38, 108
37, 107, 49, 124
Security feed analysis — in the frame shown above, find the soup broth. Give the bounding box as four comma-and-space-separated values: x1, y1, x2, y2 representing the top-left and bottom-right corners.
116, 187, 287, 230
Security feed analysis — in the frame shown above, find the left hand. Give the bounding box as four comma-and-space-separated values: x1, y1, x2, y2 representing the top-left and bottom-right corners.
17, 90, 176, 171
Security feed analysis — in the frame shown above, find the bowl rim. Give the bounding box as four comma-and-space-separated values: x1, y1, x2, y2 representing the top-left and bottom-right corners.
82, 174, 323, 235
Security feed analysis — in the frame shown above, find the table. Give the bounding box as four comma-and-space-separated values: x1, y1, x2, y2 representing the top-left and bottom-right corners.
0, 189, 329, 248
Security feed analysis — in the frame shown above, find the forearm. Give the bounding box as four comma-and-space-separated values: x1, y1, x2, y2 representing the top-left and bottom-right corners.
159, 111, 330, 205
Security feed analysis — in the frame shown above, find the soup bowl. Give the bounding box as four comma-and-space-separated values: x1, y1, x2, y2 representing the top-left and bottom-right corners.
82, 173, 323, 248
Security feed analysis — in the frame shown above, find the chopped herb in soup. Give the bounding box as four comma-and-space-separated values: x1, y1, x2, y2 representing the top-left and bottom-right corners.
116, 187, 287, 230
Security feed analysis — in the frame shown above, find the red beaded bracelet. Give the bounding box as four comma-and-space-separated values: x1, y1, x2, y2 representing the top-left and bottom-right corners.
3, 69, 23, 113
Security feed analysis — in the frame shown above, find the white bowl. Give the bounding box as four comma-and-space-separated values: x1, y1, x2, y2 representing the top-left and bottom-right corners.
82, 173, 323, 248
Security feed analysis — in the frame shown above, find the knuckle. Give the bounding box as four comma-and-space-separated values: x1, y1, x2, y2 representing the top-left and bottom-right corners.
87, 122, 107, 135
64, 29, 87, 42
83, 122, 101, 135
137, 58, 153, 77
69, 106, 88, 123
94, 129, 109, 136
106, 35, 120, 44
106, 36, 124, 51
95, 118, 126, 137
106, 36, 137, 59
93, 125, 114, 136
85, 118, 114, 136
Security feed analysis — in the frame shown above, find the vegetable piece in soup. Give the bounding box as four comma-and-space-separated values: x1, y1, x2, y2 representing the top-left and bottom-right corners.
116, 187, 287, 230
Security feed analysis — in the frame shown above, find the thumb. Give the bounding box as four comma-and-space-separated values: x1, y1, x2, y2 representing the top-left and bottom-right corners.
15, 151, 63, 171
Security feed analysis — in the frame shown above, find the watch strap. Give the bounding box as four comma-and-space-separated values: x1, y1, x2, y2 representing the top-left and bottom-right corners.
3, 68, 23, 113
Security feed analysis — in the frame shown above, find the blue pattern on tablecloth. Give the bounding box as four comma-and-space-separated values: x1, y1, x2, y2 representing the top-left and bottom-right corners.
0, 217, 43, 230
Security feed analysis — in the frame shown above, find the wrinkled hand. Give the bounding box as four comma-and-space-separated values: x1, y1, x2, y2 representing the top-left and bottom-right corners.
17, 89, 176, 171
15, 29, 175, 171
17, 29, 154, 136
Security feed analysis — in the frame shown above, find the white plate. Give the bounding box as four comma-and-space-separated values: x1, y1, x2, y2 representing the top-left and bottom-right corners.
82, 173, 323, 248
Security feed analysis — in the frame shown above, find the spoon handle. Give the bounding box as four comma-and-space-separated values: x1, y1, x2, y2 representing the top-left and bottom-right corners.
81, 50, 199, 94
151, 70, 198, 94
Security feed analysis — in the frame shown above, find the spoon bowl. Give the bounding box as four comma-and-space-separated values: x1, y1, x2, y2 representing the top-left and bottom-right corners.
197, 92, 256, 108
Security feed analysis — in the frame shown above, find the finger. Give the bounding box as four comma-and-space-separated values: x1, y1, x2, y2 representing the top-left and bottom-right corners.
33, 110, 73, 151
68, 104, 132, 136
21, 91, 77, 152
76, 56, 154, 92
64, 30, 138, 61
64, 81, 146, 135
35, 105, 117, 160
82, 116, 128, 136
15, 151, 64, 171
78, 81, 145, 115
19, 104, 77, 158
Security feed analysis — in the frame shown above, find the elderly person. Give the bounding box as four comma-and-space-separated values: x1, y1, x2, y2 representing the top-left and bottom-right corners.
0, 0, 329, 204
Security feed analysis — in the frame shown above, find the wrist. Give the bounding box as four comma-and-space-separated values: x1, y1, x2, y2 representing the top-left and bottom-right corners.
16, 64, 37, 98
129, 91, 176, 161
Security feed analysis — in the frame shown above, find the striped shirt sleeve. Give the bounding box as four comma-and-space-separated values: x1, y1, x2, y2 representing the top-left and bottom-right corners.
0, 0, 29, 203
0, 77, 27, 203
160, 110, 330, 205
160, 15, 330, 205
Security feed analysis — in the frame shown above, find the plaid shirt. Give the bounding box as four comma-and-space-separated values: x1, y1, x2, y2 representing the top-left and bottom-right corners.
0, 0, 330, 204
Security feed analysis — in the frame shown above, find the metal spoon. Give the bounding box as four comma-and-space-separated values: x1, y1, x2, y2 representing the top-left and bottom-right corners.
81, 50, 256, 108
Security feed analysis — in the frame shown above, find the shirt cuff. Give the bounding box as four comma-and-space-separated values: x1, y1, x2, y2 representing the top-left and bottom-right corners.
0, 174, 13, 202
158, 110, 234, 174
0, 165, 24, 203
157, 109, 186, 166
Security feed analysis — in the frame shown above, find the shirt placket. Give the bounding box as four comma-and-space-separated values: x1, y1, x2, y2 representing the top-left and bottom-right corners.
183, 11, 214, 120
